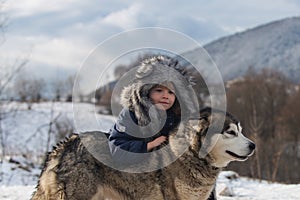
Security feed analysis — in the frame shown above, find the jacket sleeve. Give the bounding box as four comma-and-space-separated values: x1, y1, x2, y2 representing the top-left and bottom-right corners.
108, 108, 155, 165
108, 125, 149, 165
108, 125, 148, 153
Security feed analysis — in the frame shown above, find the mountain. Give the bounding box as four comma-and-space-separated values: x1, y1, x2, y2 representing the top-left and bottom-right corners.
185, 17, 300, 82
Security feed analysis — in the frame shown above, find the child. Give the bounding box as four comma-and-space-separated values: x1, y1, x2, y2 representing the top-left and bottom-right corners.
108, 55, 198, 166
108, 83, 180, 154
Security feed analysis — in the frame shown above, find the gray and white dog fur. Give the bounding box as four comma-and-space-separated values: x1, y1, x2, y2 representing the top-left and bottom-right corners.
31, 56, 255, 200
31, 108, 255, 200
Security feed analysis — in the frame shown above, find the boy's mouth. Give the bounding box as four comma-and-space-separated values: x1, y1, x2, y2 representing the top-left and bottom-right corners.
155, 102, 170, 110
159, 101, 170, 104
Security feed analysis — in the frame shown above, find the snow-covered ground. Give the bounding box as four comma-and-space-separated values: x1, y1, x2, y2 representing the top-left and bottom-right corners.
0, 102, 116, 186
0, 171, 299, 200
216, 171, 300, 200
1, 101, 115, 159
0, 102, 299, 200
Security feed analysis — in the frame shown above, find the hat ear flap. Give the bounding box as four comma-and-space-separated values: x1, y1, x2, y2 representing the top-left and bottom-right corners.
120, 85, 134, 109
120, 83, 155, 126
133, 94, 151, 126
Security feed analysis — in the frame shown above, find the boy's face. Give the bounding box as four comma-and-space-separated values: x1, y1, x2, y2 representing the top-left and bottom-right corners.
149, 85, 176, 110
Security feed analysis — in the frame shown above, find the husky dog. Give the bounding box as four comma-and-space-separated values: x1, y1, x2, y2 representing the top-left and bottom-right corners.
31, 107, 255, 200
32, 56, 255, 199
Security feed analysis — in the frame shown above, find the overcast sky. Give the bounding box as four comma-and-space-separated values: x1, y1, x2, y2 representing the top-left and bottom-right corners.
1, 0, 300, 92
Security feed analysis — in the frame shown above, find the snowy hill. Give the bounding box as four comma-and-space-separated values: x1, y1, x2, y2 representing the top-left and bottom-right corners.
184, 17, 300, 82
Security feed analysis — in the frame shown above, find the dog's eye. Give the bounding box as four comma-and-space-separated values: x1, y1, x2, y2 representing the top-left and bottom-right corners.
226, 131, 237, 136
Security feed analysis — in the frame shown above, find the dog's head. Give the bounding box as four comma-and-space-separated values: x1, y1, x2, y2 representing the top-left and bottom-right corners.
190, 107, 255, 168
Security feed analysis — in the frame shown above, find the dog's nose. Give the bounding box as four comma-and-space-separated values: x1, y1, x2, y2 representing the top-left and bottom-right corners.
249, 142, 256, 151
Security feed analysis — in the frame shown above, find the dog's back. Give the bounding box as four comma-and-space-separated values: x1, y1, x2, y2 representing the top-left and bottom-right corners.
31, 132, 167, 200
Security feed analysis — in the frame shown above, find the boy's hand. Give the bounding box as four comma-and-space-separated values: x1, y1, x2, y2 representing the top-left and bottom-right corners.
147, 136, 167, 151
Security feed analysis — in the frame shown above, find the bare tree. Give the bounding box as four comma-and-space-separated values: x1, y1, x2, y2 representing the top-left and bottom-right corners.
51, 78, 65, 101
0, 61, 27, 98
0, 0, 8, 46
276, 86, 300, 182
45, 103, 73, 153
114, 64, 128, 79
249, 103, 263, 180
0, 4, 28, 179
0, 64, 26, 162
65, 75, 76, 102
227, 67, 293, 182
14, 73, 45, 109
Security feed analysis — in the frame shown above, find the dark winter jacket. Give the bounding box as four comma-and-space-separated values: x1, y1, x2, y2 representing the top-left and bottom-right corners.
108, 108, 180, 155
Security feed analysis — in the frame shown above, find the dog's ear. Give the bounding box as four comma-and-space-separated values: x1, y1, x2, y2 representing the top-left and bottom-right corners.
189, 107, 212, 133
189, 110, 211, 152
198, 107, 212, 132
199, 107, 212, 121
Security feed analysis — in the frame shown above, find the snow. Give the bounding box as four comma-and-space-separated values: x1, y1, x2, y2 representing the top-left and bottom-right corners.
0, 171, 299, 200
1, 102, 299, 199
0, 102, 116, 186
1, 102, 116, 157
0, 185, 35, 200
1, 156, 40, 186
216, 171, 300, 200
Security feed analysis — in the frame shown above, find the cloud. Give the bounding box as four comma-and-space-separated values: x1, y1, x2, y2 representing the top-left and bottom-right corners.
4, 0, 84, 18
102, 3, 143, 29
32, 37, 88, 68
1, 34, 88, 68
5, 0, 52, 17
2, 0, 300, 90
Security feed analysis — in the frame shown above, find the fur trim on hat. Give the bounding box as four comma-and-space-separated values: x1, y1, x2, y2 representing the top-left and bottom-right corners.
120, 55, 199, 126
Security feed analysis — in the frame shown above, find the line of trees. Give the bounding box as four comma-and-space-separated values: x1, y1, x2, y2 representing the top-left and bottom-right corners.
9, 72, 77, 109
226, 67, 300, 184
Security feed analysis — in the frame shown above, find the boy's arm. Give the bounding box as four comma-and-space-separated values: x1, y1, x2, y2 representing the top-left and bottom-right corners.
147, 136, 167, 151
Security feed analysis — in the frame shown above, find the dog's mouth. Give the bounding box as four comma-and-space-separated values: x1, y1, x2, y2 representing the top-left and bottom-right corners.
226, 150, 248, 160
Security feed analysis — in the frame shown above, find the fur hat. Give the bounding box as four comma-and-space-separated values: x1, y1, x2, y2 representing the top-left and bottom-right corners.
120, 55, 199, 126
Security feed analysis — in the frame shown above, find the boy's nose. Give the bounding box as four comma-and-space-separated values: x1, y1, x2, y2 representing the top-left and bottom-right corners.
162, 92, 169, 98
